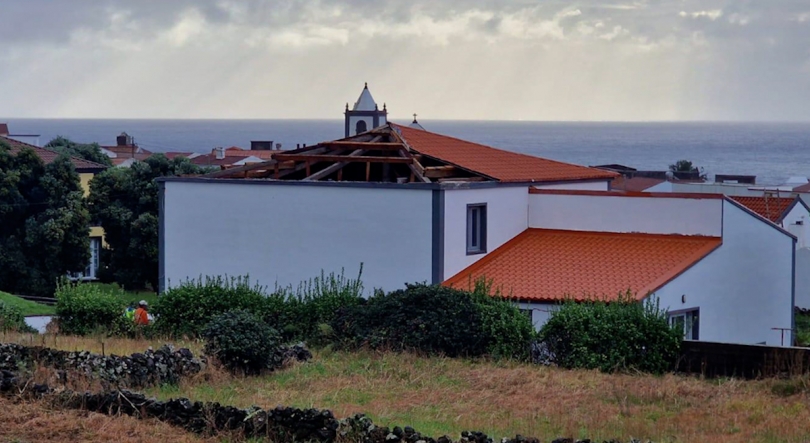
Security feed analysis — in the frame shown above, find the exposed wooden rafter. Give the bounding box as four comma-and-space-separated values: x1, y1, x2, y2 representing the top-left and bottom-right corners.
303, 149, 365, 181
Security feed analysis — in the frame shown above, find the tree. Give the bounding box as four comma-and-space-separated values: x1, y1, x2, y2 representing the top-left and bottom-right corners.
88, 154, 203, 290
0, 140, 91, 297
668, 159, 707, 180
669, 159, 697, 173
45, 136, 113, 167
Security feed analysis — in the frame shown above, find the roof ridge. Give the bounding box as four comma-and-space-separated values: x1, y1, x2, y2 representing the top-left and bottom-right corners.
1, 135, 109, 169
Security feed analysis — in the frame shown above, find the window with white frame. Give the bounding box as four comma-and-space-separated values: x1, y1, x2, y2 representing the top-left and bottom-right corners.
70, 237, 101, 280
669, 309, 699, 340
466, 203, 487, 255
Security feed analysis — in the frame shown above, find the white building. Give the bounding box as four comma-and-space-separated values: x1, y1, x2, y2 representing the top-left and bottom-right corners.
160, 123, 797, 346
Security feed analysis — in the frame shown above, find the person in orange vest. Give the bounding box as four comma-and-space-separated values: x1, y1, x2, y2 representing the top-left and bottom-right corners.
134, 300, 150, 326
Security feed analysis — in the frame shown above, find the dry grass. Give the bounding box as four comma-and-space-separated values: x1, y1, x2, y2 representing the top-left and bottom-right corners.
1, 331, 203, 356
148, 350, 810, 443
0, 397, 214, 443
4, 333, 810, 442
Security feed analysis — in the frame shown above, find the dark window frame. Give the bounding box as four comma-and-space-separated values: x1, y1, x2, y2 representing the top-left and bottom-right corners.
466, 203, 487, 255
669, 308, 700, 340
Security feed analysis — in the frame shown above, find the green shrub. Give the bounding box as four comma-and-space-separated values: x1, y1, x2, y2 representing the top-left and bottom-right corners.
331, 283, 488, 357
202, 309, 281, 374
153, 276, 268, 337
55, 282, 127, 335
0, 300, 36, 333
470, 278, 537, 361
538, 293, 682, 374
268, 268, 364, 343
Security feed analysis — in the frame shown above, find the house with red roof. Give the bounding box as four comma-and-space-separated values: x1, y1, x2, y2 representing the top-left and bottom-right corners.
1, 134, 109, 280
157, 85, 797, 347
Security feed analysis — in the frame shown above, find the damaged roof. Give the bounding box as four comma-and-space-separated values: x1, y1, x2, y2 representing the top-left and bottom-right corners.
205, 123, 617, 184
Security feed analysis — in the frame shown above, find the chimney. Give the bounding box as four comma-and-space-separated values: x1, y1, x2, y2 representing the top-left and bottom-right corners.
214, 147, 225, 160
117, 132, 133, 147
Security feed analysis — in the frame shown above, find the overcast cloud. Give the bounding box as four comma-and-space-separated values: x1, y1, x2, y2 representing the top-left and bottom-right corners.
1, 0, 809, 121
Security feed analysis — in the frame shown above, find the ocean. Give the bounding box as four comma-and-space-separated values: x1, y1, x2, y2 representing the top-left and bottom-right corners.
4, 118, 810, 185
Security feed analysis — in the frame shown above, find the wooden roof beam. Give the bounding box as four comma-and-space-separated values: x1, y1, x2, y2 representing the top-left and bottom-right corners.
272, 154, 413, 164
303, 149, 364, 181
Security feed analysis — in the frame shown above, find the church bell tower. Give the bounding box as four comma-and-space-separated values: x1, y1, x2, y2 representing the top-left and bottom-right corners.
344, 83, 387, 137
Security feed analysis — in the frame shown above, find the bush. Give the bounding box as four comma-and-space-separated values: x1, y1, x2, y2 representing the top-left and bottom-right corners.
470, 279, 537, 361
0, 300, 36, 333
153, 276, 268, 337
202, 309, 281, 374
538, 294, 682, 374
55, 282, 128, 335
268, 268, 364, 343
331, 283, 488, 357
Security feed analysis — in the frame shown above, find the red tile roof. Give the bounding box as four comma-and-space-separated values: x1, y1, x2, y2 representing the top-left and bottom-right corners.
443, 229, 721, 302
728, 196, 796, 223
1, 136, 107, 171
101, 145, 153, 156
610, 176, 666, 192
225, 147, 275, 160
393, 124, 617, 183
164, 152, 193, 159
793, 183, 810, 193
191, 154, 254, 167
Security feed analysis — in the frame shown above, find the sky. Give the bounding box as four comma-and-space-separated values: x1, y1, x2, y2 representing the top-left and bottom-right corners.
1, 0, 809, 121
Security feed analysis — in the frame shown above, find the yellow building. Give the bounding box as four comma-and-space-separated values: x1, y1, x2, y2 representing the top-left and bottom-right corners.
2, 136, 108, 279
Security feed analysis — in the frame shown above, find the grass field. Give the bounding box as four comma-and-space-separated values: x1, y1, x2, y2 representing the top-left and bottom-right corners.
0, 397, 218, 443
3, 332, 810, 443
0, 292, 56, 316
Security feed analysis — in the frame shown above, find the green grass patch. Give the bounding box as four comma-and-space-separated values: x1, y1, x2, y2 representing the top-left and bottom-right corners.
85, 283, 158, 306
0, 291, 56, 316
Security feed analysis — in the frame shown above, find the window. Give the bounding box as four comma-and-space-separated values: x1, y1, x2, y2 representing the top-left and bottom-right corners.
355, 120, 367, 134
70, 237, 101, 281
466, 204, 487, 255
669, 309, 699, 340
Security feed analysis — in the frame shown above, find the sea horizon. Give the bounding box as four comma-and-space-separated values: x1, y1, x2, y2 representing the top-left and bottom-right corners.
4, 118, 810, 186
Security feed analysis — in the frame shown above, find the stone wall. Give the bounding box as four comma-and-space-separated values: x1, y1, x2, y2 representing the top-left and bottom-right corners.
0, 370, 644, 443
0, 343, 204, 388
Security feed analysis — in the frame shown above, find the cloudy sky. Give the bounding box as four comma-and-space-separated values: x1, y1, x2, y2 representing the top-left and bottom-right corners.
1, 0, 809, 121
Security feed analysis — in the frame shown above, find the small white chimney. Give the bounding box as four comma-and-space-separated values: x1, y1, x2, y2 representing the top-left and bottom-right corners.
789, 219, 806, 249
214, 147, 225, 160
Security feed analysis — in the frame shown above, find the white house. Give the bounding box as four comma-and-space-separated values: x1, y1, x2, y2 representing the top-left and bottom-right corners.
159, 123, 796, 346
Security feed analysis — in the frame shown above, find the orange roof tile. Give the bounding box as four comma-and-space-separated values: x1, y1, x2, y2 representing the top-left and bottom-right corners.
225, 147, 275, 160
443, 229, 721, 302
1, 135, 108, 171
392, 124, 617, 183
729, 196, 796, 223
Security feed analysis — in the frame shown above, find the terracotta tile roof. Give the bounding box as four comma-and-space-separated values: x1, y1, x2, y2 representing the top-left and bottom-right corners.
443, 229, 721, 302
392, 124, 617, 183
225, 147, 275, 160
728, 196, 796, 223
190, 154, 257, 167
610, 176, 666, 192
163, 152, 193, 159
1, 135, 107, 171
793, 183, 810, 193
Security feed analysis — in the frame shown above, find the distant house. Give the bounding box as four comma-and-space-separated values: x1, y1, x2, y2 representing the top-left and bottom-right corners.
0, 122, 41, 147
159, 121, 796, 346
1, 135, 108, 279
99, 132, 153, 166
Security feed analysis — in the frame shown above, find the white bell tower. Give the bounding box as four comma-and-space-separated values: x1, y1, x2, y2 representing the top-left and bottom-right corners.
344, 83, 387, 137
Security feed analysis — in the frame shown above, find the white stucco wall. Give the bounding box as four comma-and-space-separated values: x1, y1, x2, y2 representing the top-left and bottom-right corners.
348, 116, 384, 135
528, 193, 723, 236
162, 181, 434, 294
443, 186, 529, 280
519, 302, 557, 330
645, 181, 673, 192
781, 203, 810, 248
533, 180, 610, 191
653, 201, 795, 346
